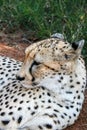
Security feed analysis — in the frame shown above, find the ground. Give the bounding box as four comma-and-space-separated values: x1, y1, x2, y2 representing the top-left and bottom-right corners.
0, 31, 87, 130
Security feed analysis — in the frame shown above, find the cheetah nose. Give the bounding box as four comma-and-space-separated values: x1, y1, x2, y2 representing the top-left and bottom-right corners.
16, 75, 25, 81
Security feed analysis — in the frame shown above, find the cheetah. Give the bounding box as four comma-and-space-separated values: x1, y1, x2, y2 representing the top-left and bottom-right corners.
0, 36, 86, 130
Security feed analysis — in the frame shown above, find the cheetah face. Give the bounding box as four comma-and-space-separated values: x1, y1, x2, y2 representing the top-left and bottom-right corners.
17, 38, 84, 87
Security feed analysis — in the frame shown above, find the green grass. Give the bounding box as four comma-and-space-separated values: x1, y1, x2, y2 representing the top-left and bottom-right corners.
0, 0, 87, 63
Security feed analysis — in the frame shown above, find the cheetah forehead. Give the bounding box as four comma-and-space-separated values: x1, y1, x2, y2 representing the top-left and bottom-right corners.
25, 38, 71, 56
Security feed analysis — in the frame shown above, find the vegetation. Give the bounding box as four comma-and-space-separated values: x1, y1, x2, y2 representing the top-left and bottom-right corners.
0, 0, 87, 62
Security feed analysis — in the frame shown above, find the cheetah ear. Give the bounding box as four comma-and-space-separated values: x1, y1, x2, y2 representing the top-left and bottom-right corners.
51, 33, 64, 40
72, 40, 84, 54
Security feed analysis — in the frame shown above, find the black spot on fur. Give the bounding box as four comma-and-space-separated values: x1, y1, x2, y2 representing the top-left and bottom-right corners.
17, 116, 22, 124
38, 125, 43, 129
2, 120, 10, 125
8, 112, 13, 115
44, 124, 52, 129
1, 112, 5, 116
31, 112, 35, 115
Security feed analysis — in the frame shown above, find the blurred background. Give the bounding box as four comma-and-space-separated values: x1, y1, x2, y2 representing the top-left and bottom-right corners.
0, 0, 87, 63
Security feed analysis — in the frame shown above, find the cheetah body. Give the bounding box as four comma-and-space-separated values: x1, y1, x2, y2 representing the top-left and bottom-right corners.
0, 38, 86, 130
0, 56, 22, 89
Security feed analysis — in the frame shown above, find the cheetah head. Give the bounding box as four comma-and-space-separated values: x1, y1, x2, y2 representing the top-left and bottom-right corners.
16, 38, 84, 87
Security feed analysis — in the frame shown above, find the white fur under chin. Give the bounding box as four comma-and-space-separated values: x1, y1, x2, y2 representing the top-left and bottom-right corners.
21, 80, 33, 89
20, 74, 69, 94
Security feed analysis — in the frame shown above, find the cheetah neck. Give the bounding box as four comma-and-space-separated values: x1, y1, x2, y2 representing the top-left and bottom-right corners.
38, 58, 86, 103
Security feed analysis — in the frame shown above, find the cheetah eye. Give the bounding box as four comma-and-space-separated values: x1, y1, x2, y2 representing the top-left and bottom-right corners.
29, 60, 41, 74
32, 60, 41, 66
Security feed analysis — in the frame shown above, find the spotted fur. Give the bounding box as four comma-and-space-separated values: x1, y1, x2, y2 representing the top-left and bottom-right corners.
0, 38, 86, 130
0, 56, 22, 89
